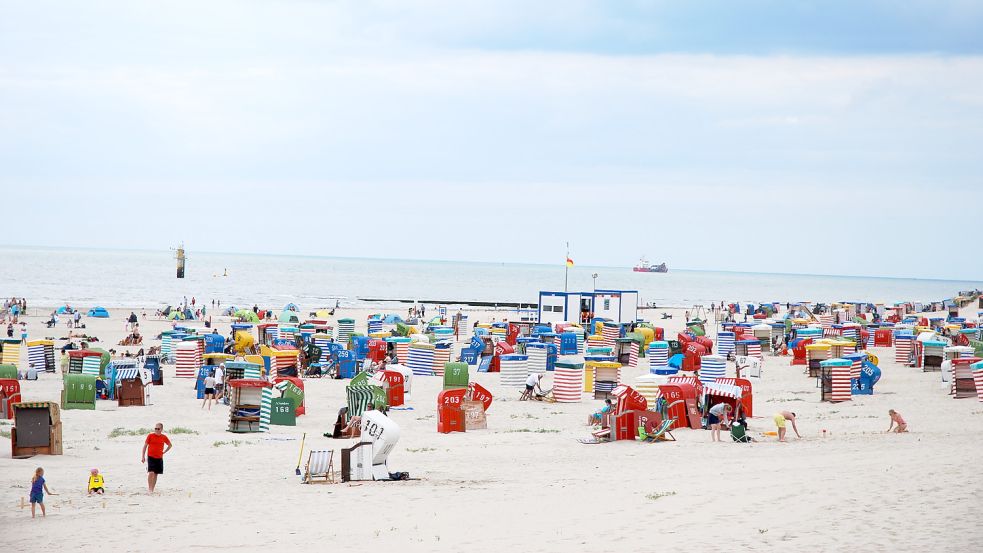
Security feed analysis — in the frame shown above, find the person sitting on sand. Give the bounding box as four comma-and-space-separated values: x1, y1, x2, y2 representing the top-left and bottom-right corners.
708, 403, 732, 442
774, 411, 802, 442
588, 399, 613, 426
87, 468, 105, 495
886, 409, 908, 433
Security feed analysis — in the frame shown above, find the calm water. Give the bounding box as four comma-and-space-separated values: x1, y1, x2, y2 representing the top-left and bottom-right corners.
1, 246, 979, 310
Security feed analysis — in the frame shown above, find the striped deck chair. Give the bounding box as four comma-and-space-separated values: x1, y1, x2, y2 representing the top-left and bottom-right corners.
533, 387, 556, 403
303, 450, 336, 484
636, 417, 677, 442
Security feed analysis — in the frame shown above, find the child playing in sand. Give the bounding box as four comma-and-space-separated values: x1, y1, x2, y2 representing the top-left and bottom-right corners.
774, 411, 802, 442
886, 409, 908, 433
87, 468, 105, 495
30, 467, 56, 517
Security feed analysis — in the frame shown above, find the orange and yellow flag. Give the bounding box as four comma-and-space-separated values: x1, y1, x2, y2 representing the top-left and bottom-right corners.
566, 257, 574, 268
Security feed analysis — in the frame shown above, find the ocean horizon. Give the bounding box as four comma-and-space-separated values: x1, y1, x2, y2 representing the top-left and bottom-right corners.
2, 244, 980, 311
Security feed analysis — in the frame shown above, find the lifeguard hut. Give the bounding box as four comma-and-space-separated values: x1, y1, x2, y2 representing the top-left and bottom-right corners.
537, 289, 638, 325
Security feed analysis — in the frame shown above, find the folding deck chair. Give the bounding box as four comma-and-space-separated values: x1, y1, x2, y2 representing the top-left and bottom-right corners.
533, 388, 556, 403
636, 417, 677, 443
302, 450, 336, 484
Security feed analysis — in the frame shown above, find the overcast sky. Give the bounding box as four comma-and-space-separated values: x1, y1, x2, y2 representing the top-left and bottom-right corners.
2, 1, 981, 280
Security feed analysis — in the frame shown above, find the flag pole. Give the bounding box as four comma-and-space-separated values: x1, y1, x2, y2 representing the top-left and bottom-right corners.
564, 241, 569, 293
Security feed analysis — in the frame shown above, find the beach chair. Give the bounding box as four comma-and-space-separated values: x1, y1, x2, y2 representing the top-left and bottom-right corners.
730, 420, 753, 443
302, 450, 336, 484
533, 388, 556, 403
636, 417, 677, 442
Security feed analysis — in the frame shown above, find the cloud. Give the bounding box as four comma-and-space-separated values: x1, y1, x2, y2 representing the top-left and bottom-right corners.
1, 2, 981, 280
2, 53, 981, 185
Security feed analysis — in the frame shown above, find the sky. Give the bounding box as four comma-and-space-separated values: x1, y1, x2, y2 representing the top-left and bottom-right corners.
2, 1, 982, 280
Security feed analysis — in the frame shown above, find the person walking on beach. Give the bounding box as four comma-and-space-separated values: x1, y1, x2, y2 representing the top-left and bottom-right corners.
201, 371, 217, 410
214, 363, 225, 399
141, 423, 172, 493
29, 467, 56, 518
774, 411, 802, 442
886, 409, 908, 433
708, 403, 732, 442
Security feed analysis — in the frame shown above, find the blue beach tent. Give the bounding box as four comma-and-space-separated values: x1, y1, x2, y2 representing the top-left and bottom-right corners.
87, 306, 110, 318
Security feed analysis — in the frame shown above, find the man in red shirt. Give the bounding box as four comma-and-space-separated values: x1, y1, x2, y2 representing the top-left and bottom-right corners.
141, 423, 173, 493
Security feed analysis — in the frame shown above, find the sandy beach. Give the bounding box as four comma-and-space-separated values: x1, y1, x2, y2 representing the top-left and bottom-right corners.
0, 303, 981, 552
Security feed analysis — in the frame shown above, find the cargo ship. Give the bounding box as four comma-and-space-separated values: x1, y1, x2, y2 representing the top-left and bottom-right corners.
633, 257, 668, 273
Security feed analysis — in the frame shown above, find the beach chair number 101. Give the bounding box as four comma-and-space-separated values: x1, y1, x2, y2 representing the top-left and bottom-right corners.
363, 421, 384, 440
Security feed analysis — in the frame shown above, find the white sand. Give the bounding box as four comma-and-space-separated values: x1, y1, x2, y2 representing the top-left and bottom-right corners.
1, 305, 981, 552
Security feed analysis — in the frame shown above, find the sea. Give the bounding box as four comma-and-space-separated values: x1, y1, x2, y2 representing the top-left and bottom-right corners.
1, 246, 980, 312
